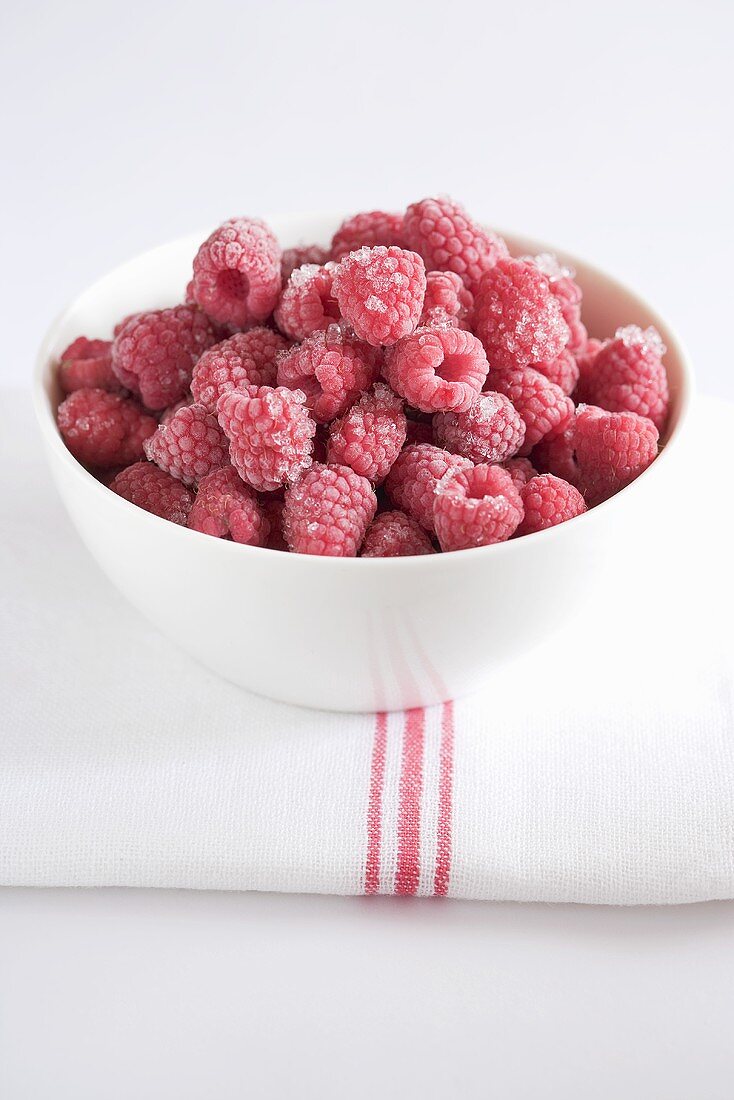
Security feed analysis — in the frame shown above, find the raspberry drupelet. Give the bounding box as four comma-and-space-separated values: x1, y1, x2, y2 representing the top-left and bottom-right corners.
144, 402, 229, 486
57, 388, 157, 468
385, 443, 473, 532
576, 325, 669, 431
525, 253, 587, 352
188, 466, 270, 546
330, 211, 406, 261
433, 464, 524, 551
332, 246, 426, 347
572, 405, 659, 505
517, 473, 587, 535
403, 197, 508, 292
502, 456, 538, 492
58, 337, 120, 394
383, 326, 488, 414
283, 463, 377, 556
111, 305, 217, 410
487, 367, 574, 455
217, 385, 315, 492
433, 391, 525, 464
419, 270, 474, 328
532, 348, 580, 396
191, 328, 289, 412
276, 324, 379, 423
327, 383, 407, 483
361, 511, 435, 557
110, 462, 194, 524
274, 263, 340, 340
191, 217, 282, 328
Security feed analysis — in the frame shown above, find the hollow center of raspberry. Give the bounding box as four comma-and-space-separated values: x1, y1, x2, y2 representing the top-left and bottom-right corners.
217, 269, 249, 303
436, 354, 470, 384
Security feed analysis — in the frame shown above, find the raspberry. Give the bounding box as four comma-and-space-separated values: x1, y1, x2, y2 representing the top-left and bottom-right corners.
332, 246, 426, 347
284, 463, 377, 556
433, 391, 525, 464
58, 337, 120, 394
261, 495, 288, 551
574, 336, 603, 376
576, 325, 669, 430
330, 211, 406, 260
110, 462, 194, 524
327, 383, 407, 483
404, 419, 434, 446
361, 510, 434, 557
282, 244, 330, 281
276, 325, 379, 423
502, 456, 538, 491
517, 473, 587, 535
531, 418, 581, 487
573, 405, 659, 505
217, 385, 315, 492
487, 367, 574, 454
187, 466, 269, 545
473, 257, 570, 372
57, 388, 157, 468
385, 443, 472, 532
420, 270, 474, 328
532, 348, 579, 395
191, 328, 288, 412
433, 464, 523, 551
112, 306, 217, 410
274, 263, 340, 340
525, 253, 587, 352
143, 402, 229, 485
403, 197, 508, 292
383, 326, 488, 413
191, 217, 282, 328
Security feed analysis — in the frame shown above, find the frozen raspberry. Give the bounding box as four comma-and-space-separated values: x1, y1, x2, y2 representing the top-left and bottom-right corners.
217, 385, 315, 492
532, 348, 579, 395
574, 336, 603, 377
143, 402, 229, 485
261, 495, 288, 551
433, 464, 523, 551
191, 217, 282, 328
573, 405, 659, 505
576, 325, 669, 431
517, 473, 587, 535
110, 462, 194, 524
274, 264, 340, 340
404, 419, 434, 446
282, 244, 330, 281
112, 306, 217, 410
487, 368, 574, 455
419, 270, 473, 328
531, 418, 581, 488
525, 253, 587, 352
502, 457, 538, 491
327, 383, 407, 483
361, 510, 434, 557
433, 391, 525, 464
403, 197, 508, 292
383, 326, 488, 414
276, 325, 379, 423
58, 337, 120, 394
473, 257, 570, 372
330, 211, 406, 260
188, 466, 269, 545
385, 444, 473, 532
284, 463, 377, 556
57, 388, 157, 468
332, 246, 426, 347
191, 328, 288, 412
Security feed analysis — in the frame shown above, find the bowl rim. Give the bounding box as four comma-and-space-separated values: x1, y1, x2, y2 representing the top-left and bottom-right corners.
33, 220, 695, 570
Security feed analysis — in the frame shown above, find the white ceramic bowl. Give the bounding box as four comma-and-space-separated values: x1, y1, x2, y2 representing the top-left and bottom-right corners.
34, 213, 693, 712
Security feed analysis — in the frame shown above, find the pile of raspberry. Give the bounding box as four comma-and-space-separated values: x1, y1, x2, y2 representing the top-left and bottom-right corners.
56, 197, 668, 556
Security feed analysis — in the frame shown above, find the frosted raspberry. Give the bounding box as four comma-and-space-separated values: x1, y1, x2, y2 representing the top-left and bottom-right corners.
332, 246, 426, 347
383, 326, 488, 414
487, 368, 574, 454
473, 258, 570, 372
404, 419, 434, 446
433, 391, 525, 464
532, 348, 579, 395
433, 464, 523, 551
284, 463, 377, 556
330, 211, 406, 260
188, 466, 269, 545
573, 405, 659, 504
57, 388, 157, 468
385, 444, 472, 532
574, 336, 604, 376
112, 306, 217, 410
531, 419, 581, 488
327, 383, 406, 483
282, 244, 330, 281
419, 270, 474, 328
502, 457, 538, 491
143, 402, 229, 485
403, 197, 508, 292
525, 253, 587, 352
361, 511, 434, 557
58, 337, 120, 394
191, 217, 282, 328
274, 264, 340, 340
576, 325, 669, 430
110, 462, 194, 524
517, 473, 587, 535
276, 325, 379, 423
261, 495, 287, 551
217, 386, 315, 492
191, 328, 288, 412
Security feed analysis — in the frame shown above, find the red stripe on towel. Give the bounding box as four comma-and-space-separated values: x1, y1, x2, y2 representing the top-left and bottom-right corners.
433, 700, 455, 897
395, 707, 426, 896
364, 711, 388, 895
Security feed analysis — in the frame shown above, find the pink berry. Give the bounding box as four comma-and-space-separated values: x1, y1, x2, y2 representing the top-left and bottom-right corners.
433, 391, 525, 464
385, 443, 473, 532
330, 211, 406, 260
532, 348, 579, 396
574, 336, 604, 376
191, 328, 289, 412
573, 404, 659, 504
361, 511, 435, 557
433, 464, 523, 551
327, 383, 407, 483
383, 326, 488, 414
281, 244, 330, 281
576, 325, 669, 431
525, 253, 587, 352
144, 402, 229, 485
111, 305, 217, 410
332, 245, 426, 347
419, 270, 473, 328
58, 337, 120, 394
502, 456, 538, 491
403, 196, 508, 292
110, 462, 194, 524
276, 325, 379, 423
274, 263, 340, 340
188, 466, 269, 545
217, 385, 315, 492
57, 388, 157, 468
191, 217, 282, 328
487, 367, 574, 454
517, 473, 587, 535
284, 463, 377, 556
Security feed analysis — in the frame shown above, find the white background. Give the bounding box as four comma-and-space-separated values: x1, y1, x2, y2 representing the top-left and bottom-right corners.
2, 1, 734, 1096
